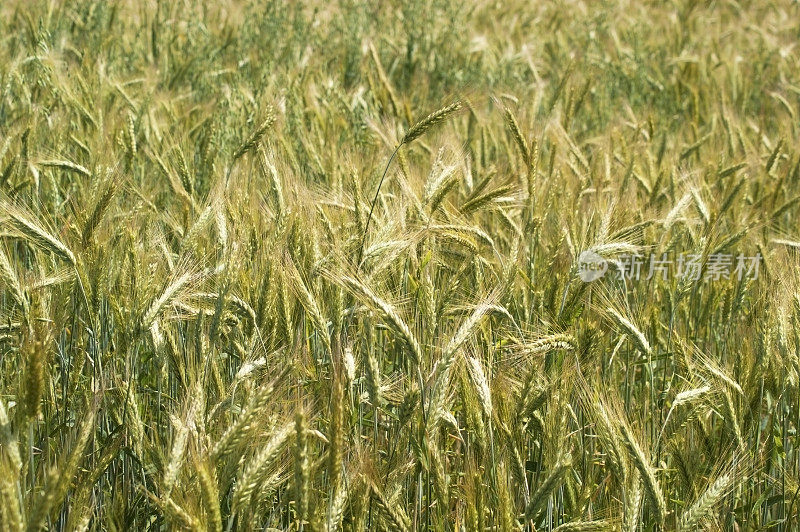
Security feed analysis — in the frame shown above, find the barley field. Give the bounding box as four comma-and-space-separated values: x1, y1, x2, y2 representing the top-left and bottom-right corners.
1, 0, 800, 530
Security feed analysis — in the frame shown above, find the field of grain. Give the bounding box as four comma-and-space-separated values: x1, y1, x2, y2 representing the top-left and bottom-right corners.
1, 1, 800, 530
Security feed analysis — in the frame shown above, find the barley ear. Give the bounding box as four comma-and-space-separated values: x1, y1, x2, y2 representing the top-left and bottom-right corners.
620, 422, 666, 526
679, 470, 735, 531
293, 411, 310, 526
525, 453, 572, 521
2, 203, 76, 265
401, 101, 463, 145
38, 158, 91, 178
197, 459, 223, 532
82, 175, 118, 247
359, 100, 463, 264
371, 482, 412, 532
233, 107, 276, 161
0, 399, 23, 532
502, 106, 531, 168
0, 244, 27, 315
607, 306, 652, 356
28, 406, 96, 531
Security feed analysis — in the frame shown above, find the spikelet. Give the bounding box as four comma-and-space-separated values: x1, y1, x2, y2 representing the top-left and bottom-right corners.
721, 388, 745, 452
145, 491, 200, 530
234, 356, 267, 382
182, 200, 217, 251
163, 416, 190, 497
359, 239, 409, 272
175, 145, 194, 195
663, 192, 692, 230
126, 111, 137, 155
343, 346, 356, 385
429, 441, 449, 508
122, 379, 146, 459
349, 170, 364, 237
432, 224, 495, 250
197, 459, 222, 532
436, 228, 478, 253
658, 385, 712, 447
0, 399, 21, 472
591, 399, 629, 485
718, 177, 745, 218
425, 358, 454, 434
214, 201, 227, 252
672, 385, 711, 408
690, 186, 710, 225
495, 461, 515, 532
153, 149, 194, 207
695, 353, 744, 396
224, 293, 257, 325
766, 139, 782, 173
359, 100, 462, 264
589, 242, 641, 258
